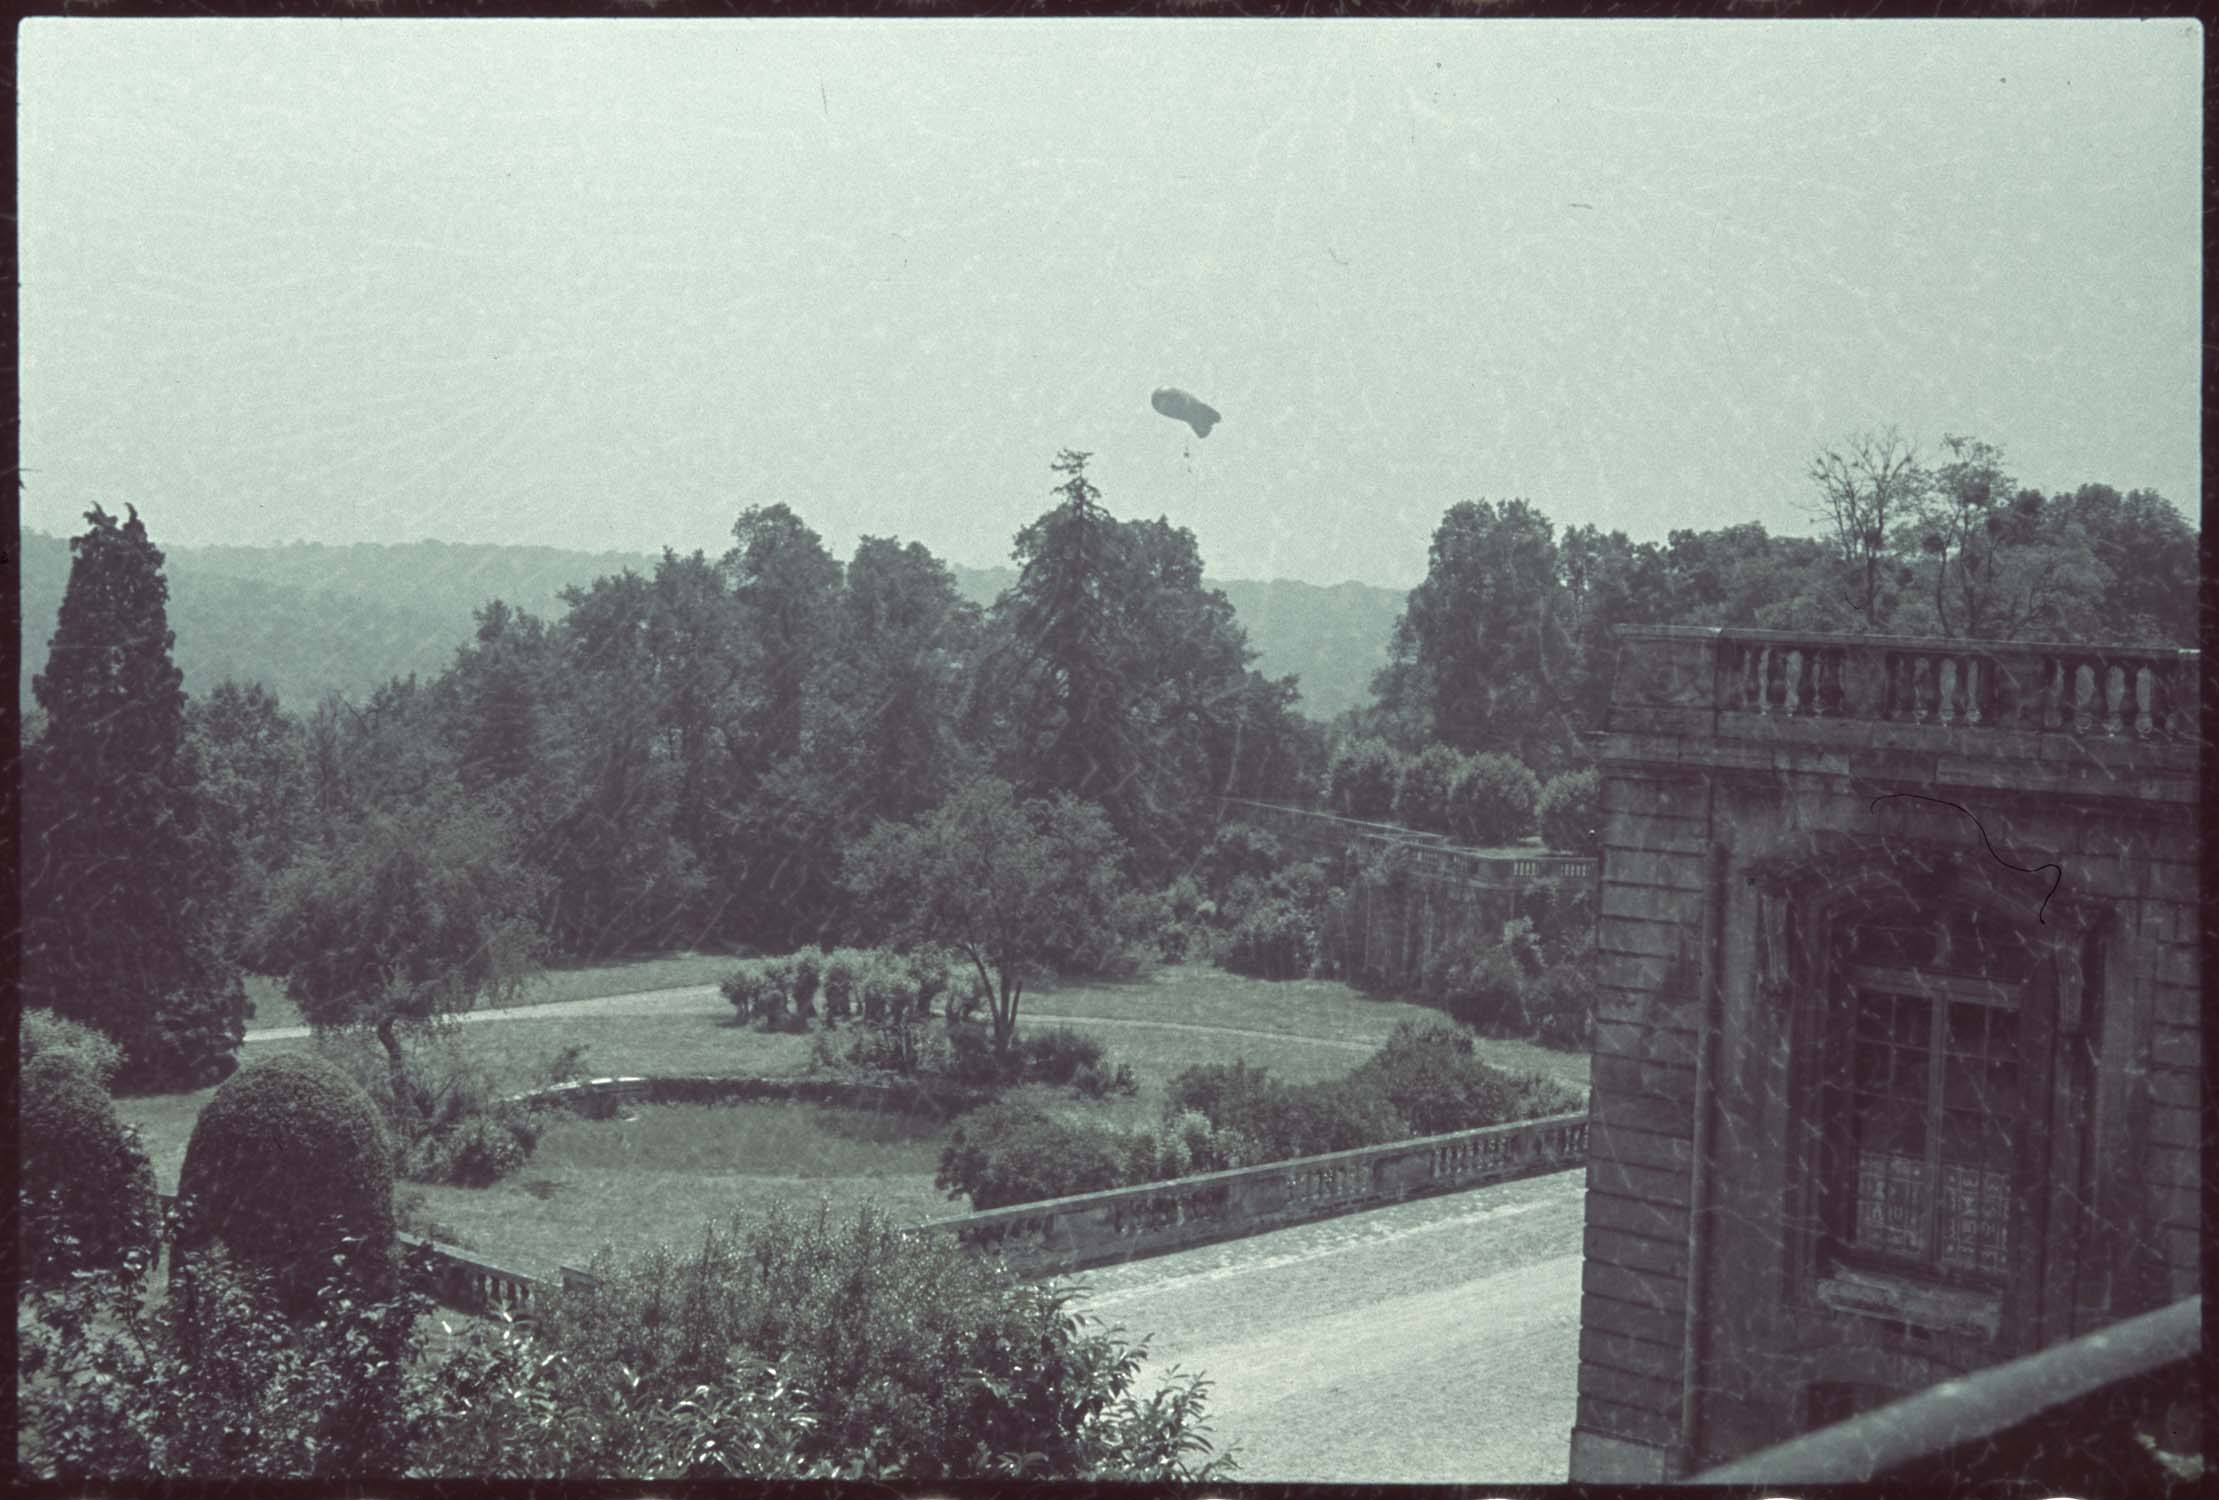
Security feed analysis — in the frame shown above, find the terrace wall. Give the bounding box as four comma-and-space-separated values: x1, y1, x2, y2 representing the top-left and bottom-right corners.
1220, 798, 1596, 986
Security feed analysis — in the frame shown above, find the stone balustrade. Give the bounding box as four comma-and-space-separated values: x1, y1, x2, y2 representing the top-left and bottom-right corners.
1613, 626, 2200, 748
1220, 797, 1595, 885
906, 1110, 1591, 1279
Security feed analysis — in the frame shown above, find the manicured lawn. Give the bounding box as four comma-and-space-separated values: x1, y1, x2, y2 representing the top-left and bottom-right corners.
1026, 965, 1592, 1098
405, 1101, 956, 1282
114, 956, 1591, 1288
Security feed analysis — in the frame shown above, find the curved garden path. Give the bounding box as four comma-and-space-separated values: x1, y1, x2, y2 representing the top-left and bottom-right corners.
243, 985, 1374, 1054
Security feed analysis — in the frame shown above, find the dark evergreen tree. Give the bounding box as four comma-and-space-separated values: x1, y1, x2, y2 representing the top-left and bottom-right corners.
1000, 451, 1136, 822
22, 505, 246, 1089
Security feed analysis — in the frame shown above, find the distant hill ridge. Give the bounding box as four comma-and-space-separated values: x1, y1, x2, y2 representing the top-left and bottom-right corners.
17, 531, 1404, 721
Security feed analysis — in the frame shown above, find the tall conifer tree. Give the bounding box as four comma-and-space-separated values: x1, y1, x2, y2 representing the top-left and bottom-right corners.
23, 505, 246, 1088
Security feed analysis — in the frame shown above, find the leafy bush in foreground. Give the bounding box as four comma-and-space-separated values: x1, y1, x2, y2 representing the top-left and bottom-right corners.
19, 1052, 160, 1285
20, 1239, 430, 1479
535, 1204, 1233, 1480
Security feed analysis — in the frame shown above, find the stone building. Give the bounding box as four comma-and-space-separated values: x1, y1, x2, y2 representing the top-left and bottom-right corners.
1568, 626, 2202, 1481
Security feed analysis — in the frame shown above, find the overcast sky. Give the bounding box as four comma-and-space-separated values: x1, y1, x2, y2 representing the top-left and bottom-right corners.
18, 18, 2202, 588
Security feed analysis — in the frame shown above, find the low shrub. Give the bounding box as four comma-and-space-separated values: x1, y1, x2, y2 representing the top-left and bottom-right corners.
1219, 899, 1316, 980
1521, 962, 1597, 1051
19, 1052, 161, 1285
1449, 753, 1541, 846
1537, 768, 1602, 855
1420, 938, 1528, 1033
1349, 1020, 1530, 1136
1016, 1026, 1106, 1086
1071, 1057, 1138, 1099
1165, 1059, 1402, 1161
937, 1101, 1128, 1210
21, 1007, 127, 1089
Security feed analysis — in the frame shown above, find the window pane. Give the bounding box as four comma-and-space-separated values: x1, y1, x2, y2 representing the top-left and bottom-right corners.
1854, 1146, 1930, 1260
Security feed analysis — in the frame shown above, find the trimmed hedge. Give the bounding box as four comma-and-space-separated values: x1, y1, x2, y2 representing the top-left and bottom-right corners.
19, 1052, 160, 1284
174, 1052, 398, 1318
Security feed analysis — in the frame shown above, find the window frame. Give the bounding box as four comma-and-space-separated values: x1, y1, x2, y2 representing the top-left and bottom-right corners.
1821, 964, 2022, 1291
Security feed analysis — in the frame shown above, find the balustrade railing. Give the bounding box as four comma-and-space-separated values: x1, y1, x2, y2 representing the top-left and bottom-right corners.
1220, 798, 1595, 885
1707, 631, 2197, 740
157, 1109, 1591, 1310
911, 1110, 1590, 1277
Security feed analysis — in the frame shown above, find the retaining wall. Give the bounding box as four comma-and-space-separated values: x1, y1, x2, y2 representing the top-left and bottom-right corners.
160, 1076, 1591, 1315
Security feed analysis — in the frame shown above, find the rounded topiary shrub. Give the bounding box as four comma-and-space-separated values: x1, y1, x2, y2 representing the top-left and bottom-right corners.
19, 1052, 160, 1285
173, 1052, 397, 1318
1449, 753, 1542, 846
1537, 768, 1602, 855
1393, 744, 1467, 835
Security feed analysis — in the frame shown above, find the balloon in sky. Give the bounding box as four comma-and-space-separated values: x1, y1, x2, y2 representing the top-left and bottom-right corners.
1151, 387, 1221, 439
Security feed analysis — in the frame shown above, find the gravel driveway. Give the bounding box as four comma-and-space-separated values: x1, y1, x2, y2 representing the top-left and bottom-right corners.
1062, 1168, 1586, 1483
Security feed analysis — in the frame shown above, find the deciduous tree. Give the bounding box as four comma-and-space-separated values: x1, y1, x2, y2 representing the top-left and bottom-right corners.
844, 780, 1126, 1056
253, 793, 547, 1117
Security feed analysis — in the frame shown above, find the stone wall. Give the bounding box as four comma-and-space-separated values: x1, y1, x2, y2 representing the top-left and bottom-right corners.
1221, 798, 1596, 987
1569, 628, 2201, 1482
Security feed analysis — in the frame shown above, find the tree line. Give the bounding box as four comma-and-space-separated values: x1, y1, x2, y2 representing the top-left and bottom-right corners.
1350, 431, 2196, 774
19, 457, 1320, 1088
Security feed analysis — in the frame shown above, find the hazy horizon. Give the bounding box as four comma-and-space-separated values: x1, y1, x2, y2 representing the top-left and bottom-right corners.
20, 19, 2202, 590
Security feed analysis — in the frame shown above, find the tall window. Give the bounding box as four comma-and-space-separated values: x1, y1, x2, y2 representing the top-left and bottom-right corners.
1817, 903, 2035, 1290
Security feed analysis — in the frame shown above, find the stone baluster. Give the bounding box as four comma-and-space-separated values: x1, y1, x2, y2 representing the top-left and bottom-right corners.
1780, 647, 1804, 718
1960, 655, 1983, 726
1751, 644, 1773, 717
2133, 663, 2156, 738
2071, 659, 2097, 735
1912, 653, 1936, 724
1936, 656, 1960, 727
1812, 648, 1841, 717
2103, 661, 2127, 737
